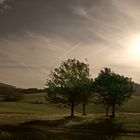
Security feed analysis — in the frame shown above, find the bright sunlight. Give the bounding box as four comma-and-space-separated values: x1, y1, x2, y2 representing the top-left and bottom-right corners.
130, 35, 140, 60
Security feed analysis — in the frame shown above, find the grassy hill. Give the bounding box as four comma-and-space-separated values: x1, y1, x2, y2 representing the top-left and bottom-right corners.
0, 82, 140, 95
0, 83, 16, 89
0, 91, 138, 136
0, 83, 139, 139
22, 93, 140, 114
0, 82, 139, 117
133, 83, 140, 96
0, 92, 139, 115
0, 82, 22, 95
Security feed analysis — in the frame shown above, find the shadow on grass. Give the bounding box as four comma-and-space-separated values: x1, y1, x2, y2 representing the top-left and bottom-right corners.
69, 117, 124, 134
24, 115, 84, 126
0, 116, 130, 140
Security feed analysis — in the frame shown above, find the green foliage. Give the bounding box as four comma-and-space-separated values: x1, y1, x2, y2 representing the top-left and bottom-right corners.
93, 67, 135, 117
80, 78, 94, 103
46, 58, 91, 116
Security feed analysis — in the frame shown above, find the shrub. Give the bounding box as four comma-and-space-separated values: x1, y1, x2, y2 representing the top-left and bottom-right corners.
3, 92, 23, 102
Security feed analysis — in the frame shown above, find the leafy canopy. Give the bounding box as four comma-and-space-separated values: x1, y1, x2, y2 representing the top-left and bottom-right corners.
94, 68, 134, 106
46, 58, 91, 106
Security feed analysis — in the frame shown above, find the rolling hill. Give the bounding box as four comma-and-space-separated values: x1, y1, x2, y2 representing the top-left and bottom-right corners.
0, 83, 16, 89
133, 83, 140, 96
0, 82, 140, 95
0, 83, 43, 94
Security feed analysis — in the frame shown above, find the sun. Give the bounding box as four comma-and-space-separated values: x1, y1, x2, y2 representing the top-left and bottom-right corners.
130, 35, 140, 60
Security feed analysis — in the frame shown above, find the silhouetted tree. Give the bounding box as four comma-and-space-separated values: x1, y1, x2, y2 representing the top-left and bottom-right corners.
94, 68, 134, 117
46, 58, 91, 117
80, 78, 94, 115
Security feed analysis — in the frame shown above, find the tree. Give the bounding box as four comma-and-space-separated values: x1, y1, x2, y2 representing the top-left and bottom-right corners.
80, 78, 94, 115
46, 58, 91, 117
93, 68, 134, 117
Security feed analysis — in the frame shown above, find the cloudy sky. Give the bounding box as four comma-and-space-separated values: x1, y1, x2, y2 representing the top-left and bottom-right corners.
1, 0, 140, 88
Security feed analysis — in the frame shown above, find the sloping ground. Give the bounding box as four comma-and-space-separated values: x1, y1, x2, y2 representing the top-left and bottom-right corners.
75, 96, 140, 114
0, 113, 66, 124
133, 83, 140, 96
0, 82, 21, 96
0, 83, 16, 89
0, 102, 69, 116
0, 90, 139, 139
0, 82, 140, 96
0, 92, 139, 120
0, 115, 139, 140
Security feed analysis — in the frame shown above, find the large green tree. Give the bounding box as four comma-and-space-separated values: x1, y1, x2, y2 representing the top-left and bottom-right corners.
94, 68, 134, 117
46, 58, 91, 117
80, 78, 94, 115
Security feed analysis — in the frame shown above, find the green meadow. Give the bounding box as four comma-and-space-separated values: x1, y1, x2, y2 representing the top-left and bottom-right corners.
0, 93, 139, 140
0, 93, 139, 116
0, 93, 139, 118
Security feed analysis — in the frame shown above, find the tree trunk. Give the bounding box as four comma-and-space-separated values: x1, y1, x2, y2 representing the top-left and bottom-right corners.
82, 102, 86, 115
71, 102, 74, 117
105, 106, 109, 117
112, 104, 115, 118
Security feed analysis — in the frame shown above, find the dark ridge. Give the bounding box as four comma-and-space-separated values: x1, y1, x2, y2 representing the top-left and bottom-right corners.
0, 82, 17, 89
133, 83, 140, 96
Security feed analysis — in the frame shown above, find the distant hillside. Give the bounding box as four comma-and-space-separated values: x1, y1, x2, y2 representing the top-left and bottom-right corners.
0, 83, 44, 94
0, 83, 16, 89
133, 83, 140, 96
0, 83, 17, 95
0, 82, 140, 95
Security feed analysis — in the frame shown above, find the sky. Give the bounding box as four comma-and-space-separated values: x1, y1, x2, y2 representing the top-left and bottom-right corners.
1, 0, 140, 88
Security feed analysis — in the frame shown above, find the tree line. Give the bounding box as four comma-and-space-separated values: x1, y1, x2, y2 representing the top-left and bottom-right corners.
45, 58, 134, 118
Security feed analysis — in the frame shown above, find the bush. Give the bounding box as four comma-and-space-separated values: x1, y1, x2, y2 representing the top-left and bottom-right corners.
3, 92, 23, 102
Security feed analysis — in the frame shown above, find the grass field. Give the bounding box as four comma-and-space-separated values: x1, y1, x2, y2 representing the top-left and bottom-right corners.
0, 93, 139, 117
76, 96, 140, 114
0, 93, 139, 139
0, 93, 139, 127
0, 115, 139, 140
23, 93, 140, 114
0, 93, 69, 124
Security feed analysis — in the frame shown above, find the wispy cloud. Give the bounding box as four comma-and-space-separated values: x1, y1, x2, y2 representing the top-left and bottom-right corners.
1, 0, 140, 87
70, 0, 140, 81
0, 0, 13, 12
1, 30, 139, 87
0, 0, 6, 4
0, 32, 84, 87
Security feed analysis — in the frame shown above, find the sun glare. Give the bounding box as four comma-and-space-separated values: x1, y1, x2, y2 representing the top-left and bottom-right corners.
130, 35, 140, 60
